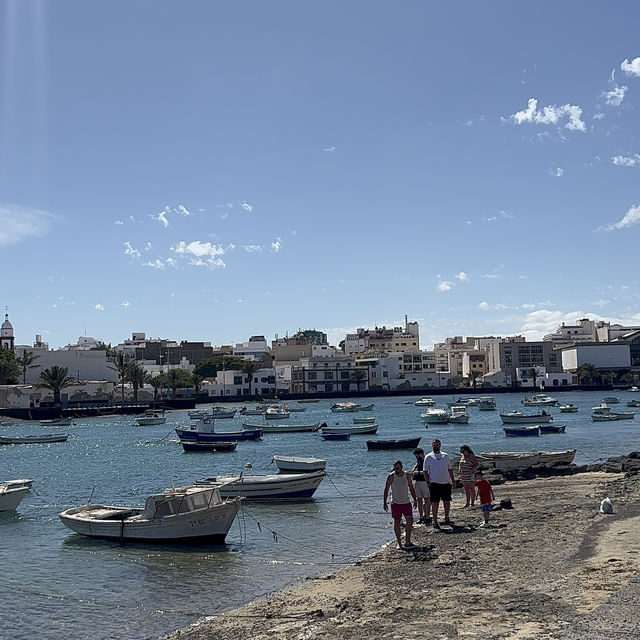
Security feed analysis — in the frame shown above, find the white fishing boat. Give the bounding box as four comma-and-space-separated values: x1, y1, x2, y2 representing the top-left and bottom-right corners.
330, 402, 359, 413
210, 406, 237, 419
242, 422, 320, 433
134, 409, 166, 426
591, 403, 635, 421
265, 406, 290, 420
478, 396, 497, 411
447, 397, 479, 407
522, 394, 558, 407
239, 405, 265, 416
39, 417, 73, 426
627, 400, 640, 408
500, 411, 553, 424
59, 485, 241, 542
353, 416, 377, 424
447, 405, 470, 424
286, 406, 307, 413
630, 386, 639, 392
559, 403, 579, 413
0, 479, 33, 511
297, 399, 320, 403
321, 423, 378, 435
602, 397, 620, 405
357, 403, 375, 411
272, 455, 327, 473
415, 397, 435, 407
478, 449, 576, 471
196, 471, 325, 500
420, 408, 449, 424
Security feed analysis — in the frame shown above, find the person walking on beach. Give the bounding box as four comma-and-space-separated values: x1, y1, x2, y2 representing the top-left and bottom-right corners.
459, 445, 479, 508
383, 460, 418, 549
412, 448, 431, 524
475, 471, 495, 528
424, 439, 455, 530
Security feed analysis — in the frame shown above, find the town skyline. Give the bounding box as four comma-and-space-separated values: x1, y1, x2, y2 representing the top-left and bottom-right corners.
1, 3, 639, 351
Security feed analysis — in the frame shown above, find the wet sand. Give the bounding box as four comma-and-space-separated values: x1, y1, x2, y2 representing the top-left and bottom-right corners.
165, 471, 640, 640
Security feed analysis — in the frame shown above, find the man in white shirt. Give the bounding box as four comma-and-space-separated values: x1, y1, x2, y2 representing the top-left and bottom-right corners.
424, 439, 455, 530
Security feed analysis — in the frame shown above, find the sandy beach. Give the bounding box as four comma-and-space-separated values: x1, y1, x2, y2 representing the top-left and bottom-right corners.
165, 469, 640, 640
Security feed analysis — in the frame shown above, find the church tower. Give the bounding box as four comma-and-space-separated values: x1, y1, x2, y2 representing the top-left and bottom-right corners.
1, 313, 15, 351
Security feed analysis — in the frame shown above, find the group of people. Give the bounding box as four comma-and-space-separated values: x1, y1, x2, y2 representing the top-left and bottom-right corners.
383, 439, 495, 550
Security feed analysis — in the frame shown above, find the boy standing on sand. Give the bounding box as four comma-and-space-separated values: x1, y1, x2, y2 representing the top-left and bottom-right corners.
383, 460, 418, 550
475, 471, 495, 528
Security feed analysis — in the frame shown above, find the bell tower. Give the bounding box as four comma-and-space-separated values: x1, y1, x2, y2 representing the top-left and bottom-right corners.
1, 312, 15, 351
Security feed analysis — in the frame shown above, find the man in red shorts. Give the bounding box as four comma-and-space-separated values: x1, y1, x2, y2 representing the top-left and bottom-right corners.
383, 460, 418, 550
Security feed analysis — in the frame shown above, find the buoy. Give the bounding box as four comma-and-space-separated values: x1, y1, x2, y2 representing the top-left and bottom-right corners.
245, 462, 252, 468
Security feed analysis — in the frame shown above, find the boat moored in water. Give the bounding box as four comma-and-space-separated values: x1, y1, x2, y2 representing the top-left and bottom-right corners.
196, 471, 326, 500
0, 479, 33, 511
176, 418, 262, 442
503, 426, 541, 437
59, 485, 241, 542
272, 455, 326, 473
366, 437, 421, 450
0, 433, 68, 445
500, 411, 553, 424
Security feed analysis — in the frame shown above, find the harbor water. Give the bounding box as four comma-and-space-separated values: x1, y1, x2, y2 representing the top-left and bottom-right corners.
2, 390, 639, 640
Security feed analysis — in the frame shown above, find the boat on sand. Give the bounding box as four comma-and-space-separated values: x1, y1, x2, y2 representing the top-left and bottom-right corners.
478, 449, 576, 471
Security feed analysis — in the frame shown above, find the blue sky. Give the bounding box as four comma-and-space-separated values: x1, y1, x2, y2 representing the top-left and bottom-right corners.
1, 1, 639, 350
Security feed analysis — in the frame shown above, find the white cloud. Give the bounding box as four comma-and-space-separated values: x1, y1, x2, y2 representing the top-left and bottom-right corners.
478, 301, 490, 311
521, 303, 535, 310
94, 303, 104, 311
271, 237, 282, 253
593, 112, 605, 120
123, 241, 140, 259
509, 98, 586, 132
437, 280, 453, 292
115, 220, 124, 225
592, 299, 609, 307
243, 244, 262, 252
554, 167, 564, 177
145, 242, 152, 250
144, 259, 167, 270
121, 301, 131, 308
323, 146, 336, 152
612, 154, 640, 166
241, 201, 253, 212
0, 203, 55, 247
177, 204, 190, 216
155, 210, 169, 228
482, 273, 501, 279
171, 240, 226, 269
599, 204, 640, 232
603, 85, 627, 106
621, 57, 640, 77
455, 272, 469, 282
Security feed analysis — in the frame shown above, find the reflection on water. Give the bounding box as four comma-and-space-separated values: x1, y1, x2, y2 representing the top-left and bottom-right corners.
2, 391, 639, 639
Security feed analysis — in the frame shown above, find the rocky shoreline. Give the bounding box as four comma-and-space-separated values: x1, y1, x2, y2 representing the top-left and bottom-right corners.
164, 456, 640, 640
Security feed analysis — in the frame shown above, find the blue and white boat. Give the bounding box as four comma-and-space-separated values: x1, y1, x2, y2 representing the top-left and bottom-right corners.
175, 418, 261, 442
503, 426, 540, 437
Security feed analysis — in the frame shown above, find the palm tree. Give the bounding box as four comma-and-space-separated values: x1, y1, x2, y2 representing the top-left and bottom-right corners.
577, 363, 599, 385
350, 369, 367, 392
108, 352, 132, 405
37, 366, 75, 405
127, 363, 151, 402
241, 361, 260, 397
468, 370, 482, 389
191, 372, 204, 398
0, 361, 21, 385
525, 367, 541, 389
149, 375, 164, 403
15, 350, 40, 384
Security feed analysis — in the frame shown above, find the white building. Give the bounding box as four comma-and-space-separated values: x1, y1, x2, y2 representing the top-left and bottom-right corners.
560, 343, 631, 372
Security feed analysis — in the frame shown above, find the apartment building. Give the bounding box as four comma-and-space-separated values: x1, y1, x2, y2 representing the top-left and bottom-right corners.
291, 356, 368, 394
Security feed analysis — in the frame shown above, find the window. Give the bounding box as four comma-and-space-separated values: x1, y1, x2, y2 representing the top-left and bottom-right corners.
340, 371, 349, 379
233, 376, 243, 385
324, 371, 333, 380
308, 372, 317, 380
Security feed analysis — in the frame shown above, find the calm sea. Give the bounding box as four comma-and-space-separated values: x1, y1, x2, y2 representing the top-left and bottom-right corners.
2, 390, 639, 640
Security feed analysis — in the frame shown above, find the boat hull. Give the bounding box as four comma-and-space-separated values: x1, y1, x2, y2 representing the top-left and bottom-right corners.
198, 471, 325, 500
0, 485, 30, 511
0, 434, 68, 444
321, 424, 378, 435
321, 433, 350, 441
181, 441, 237, 452
59, 499, 240, 542
175, 428, 262, 442
500, 414, 553, 424
242, 422, 319, 433
273, 456, 327, 473
366, 437, 421, 450
503, 427, 540, 437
